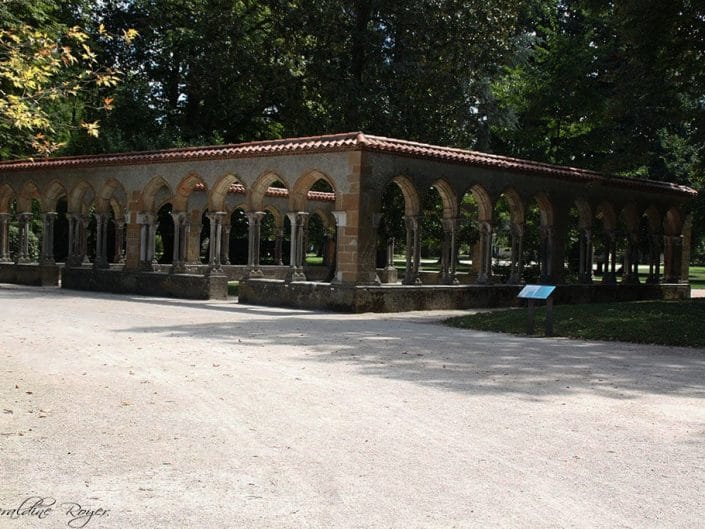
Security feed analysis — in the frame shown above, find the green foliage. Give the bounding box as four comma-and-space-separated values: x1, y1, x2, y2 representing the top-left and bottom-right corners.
444, 299, 705, 348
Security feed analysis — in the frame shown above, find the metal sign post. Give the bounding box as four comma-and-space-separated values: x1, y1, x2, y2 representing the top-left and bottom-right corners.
517, 285, 556, 336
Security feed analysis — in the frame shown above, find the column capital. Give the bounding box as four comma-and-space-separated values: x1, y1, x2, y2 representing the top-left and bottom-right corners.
332, 210, 347, 227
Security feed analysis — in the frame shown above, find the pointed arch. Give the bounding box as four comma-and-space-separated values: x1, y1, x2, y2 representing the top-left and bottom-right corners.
249, 171, 287, 211
263, 204, 283, 228
140, 176, 173, 212
532, 192, 554, 226
620, 203, 640, 233
17, 181, 41, 212
595, 201, 617, 231
292, 170, 336, 211
574, 198, 592, 229
500, 187, 525, 223
643, 206, 662, 234
173, 172, 207, 211
0, 183, 16, 213
96, 178, 126, 216
464, 184, 493, 222
664, 207, 683, 236
44, 180, 68, 212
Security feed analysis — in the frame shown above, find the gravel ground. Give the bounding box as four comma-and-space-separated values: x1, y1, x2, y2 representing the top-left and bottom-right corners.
1, 284, 704, 529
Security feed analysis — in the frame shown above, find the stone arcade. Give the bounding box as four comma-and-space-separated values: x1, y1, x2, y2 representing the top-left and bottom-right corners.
0, 132, 695, 312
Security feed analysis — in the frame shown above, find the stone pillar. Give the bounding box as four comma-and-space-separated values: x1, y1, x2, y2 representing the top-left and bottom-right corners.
539, 224, 553, 284
274, 227, 284, 265
170, 212, 186, 273
221, 221, 231, 266
664, 235, 682, 283
40, 212, 57, 265
93, 213, 110, 269
601, 230, 617, 284
403, 215, 421, 284
441, 217, 459, 284
114, 219, 126, 264
0, 213, 11, 262
137, 212, 158, 270
578, 228, 593, 284
476, 221, 493, 284
15, 212, 33, 264
206, 211, 225, 274
622, 232, 639, 284
508, 222, 525, 285
246, 211, 265, 277
329, 211, 346, 283
647, 233, 662, 283
286, 212, 308, 282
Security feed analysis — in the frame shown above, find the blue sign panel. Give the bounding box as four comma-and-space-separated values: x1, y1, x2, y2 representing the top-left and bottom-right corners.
517, 284, 556, 300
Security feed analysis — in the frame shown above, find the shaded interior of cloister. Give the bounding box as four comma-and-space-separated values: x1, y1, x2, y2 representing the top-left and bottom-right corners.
0, 133, 695, 311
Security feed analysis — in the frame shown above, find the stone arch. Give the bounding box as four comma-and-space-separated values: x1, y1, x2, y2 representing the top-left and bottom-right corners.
643, 206, 662, 234
620, 203, 640, 234
430, 179, 457, 218
463, 184, 493, 222
44, 180, 68, 212
532, 191, 554, 226
140, 176, 173, 212
595, 201, 617, 230
389, 175, 421, 216
68, 181, 96, 214
292, 170, 337, 211
574, 198, 592, 229
17, 181, 41, 212
311, 207, 334, 228
263, 204, 284, 227
0, 183, 16, 213
96, 178, 126, 217
249, 171, 287, 211
209, 173, 242, 212
173, 173, 207, 212
500, 187, 525, 223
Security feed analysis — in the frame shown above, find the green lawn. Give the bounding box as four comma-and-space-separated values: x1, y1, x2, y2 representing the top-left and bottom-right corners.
689, 265, 705, 288
227, 281, 239, 297
444, 299, 705, 348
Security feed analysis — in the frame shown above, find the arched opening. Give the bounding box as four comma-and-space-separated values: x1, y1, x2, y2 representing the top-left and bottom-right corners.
228, 207, 248, 265
565, 206, 582, 283
259, 209, 279, 265
420, 186, 444, 281
491, 195, 512, 282
155, 202, 174, 264
376, 182, 406, 283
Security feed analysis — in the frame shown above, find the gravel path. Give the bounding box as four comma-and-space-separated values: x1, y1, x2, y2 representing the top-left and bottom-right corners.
1, 284, 704, 529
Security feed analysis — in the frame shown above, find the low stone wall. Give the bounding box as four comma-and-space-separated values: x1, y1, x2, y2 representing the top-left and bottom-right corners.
0, 263, 61, 286
239, 279, 691, 313
62, 267, 228, 300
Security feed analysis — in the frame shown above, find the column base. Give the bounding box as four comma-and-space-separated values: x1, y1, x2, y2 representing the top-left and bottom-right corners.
285, 267, 307, 282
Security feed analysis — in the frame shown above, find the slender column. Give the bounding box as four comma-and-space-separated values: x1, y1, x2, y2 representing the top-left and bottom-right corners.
15, 212, 32, 264
206, 211, 225, 274
441, 217, 459, 284
508, 222, 525, 284
170, 212, 185, 273
40, 212, 57, 265
274, 227, 284, 265
622, 232, 639, 283
93, 213, 110, 269
602, 230, 616, 284
476, 221, 493, 284
329, 211, 346, 283
285, 212, 308, 282
137, 212, 158, 270
0, 213, 10, 262
221, 222, 231, 266
114, 219, 126, 264
539, 224, 553, 283
672, 236, 683, 282
246, 211, 265, 277
402, 215, 421, 284
578, 228, 593, 283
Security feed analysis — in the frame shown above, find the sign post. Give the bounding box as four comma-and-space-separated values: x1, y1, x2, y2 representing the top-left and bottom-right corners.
517, 285, 556, 336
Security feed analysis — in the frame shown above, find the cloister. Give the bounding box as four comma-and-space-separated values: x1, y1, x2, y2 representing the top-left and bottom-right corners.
0, 132, 695, 311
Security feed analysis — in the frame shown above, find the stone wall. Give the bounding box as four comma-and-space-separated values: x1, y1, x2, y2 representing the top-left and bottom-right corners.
0, 263, 61, 286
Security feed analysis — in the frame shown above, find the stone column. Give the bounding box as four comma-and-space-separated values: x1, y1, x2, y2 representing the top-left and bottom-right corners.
93, 213, 110, 269
0, 213, 11, 262
664, 235, 682, 283
114, 219, 126, 264
246, 211, 265, 277
476, 221, 493, 284
274, 227, 284, 265
646, 233, 661, 283
77, 215, 91, 265
221, 221, 231, 266
622, 232, 639, 284
402, 215, 421, 285
329, 211, 346, 284
285, 212, 308, 282
508, 222, 525, 284
441, 217, 459, 284
206, 211, 225, 274
602, 230, 617, 284
539, 224, 553, 284
578, 228, 593, 284
40, 212, 57, 265
15, 212, 32, 264
170, 212, 186, 273
137, 213, 158, 270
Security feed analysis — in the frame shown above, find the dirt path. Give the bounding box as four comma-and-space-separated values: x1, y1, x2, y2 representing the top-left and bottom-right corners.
1, 285, 704, 529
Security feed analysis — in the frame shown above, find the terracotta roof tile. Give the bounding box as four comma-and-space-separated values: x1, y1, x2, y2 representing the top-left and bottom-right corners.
0, 132, 696, 197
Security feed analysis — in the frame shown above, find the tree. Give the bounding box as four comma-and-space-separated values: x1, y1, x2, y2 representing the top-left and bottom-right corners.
0, 0, 134, 158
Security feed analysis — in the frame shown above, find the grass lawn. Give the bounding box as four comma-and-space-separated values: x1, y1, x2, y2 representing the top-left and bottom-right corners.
227, 281, 239, 297
689, 265, 705, 288
444, 299, 705, 348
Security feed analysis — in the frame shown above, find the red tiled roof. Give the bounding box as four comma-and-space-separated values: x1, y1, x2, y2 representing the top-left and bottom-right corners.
0, 132, 696, 196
